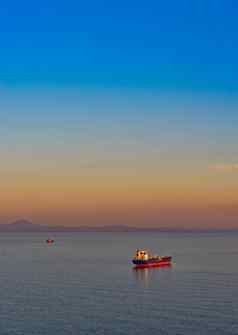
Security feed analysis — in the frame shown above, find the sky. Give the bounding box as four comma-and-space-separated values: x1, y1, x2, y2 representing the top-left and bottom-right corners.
0, 0, 238, 228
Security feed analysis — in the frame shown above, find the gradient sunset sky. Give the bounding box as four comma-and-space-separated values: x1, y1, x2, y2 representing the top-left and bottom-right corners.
1, 0, 238, 228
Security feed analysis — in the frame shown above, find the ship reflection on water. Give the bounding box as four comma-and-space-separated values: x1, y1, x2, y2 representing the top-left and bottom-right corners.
132, 265, 172, 288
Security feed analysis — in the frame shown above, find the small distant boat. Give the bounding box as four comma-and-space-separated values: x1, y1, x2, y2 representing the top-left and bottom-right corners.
46, 239, 54, 244
132, 249, 172, 268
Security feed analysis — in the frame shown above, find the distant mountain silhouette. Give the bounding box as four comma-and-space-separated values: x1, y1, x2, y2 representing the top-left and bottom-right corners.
0, 219, 236, 232
0, 219, 48, 232
10, 219, 35, 227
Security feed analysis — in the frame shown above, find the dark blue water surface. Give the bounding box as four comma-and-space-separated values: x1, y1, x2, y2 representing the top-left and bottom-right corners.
0, 232, 237, 335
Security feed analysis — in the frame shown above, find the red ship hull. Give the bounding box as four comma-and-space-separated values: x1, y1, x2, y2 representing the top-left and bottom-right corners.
134, 260, 171, 269
46, 239, 54, 244
132, 256, 172, 269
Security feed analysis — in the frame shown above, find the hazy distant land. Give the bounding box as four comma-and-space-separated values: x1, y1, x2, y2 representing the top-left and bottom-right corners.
0, 219, 237, 233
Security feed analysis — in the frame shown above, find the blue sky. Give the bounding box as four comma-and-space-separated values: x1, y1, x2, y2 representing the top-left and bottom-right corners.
0, 0, 237, 91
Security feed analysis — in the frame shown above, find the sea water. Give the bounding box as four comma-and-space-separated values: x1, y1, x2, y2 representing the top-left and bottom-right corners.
0, 232, 237, 335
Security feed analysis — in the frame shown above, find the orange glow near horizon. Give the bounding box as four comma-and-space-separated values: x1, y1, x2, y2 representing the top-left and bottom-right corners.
1, 163, 238, 228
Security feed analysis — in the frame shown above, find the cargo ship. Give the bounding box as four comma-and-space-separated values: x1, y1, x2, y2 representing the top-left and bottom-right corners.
132, 249, 172, 268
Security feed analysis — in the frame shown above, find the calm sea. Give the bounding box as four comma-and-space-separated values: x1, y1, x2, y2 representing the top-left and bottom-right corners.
0, 232, 237, 335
